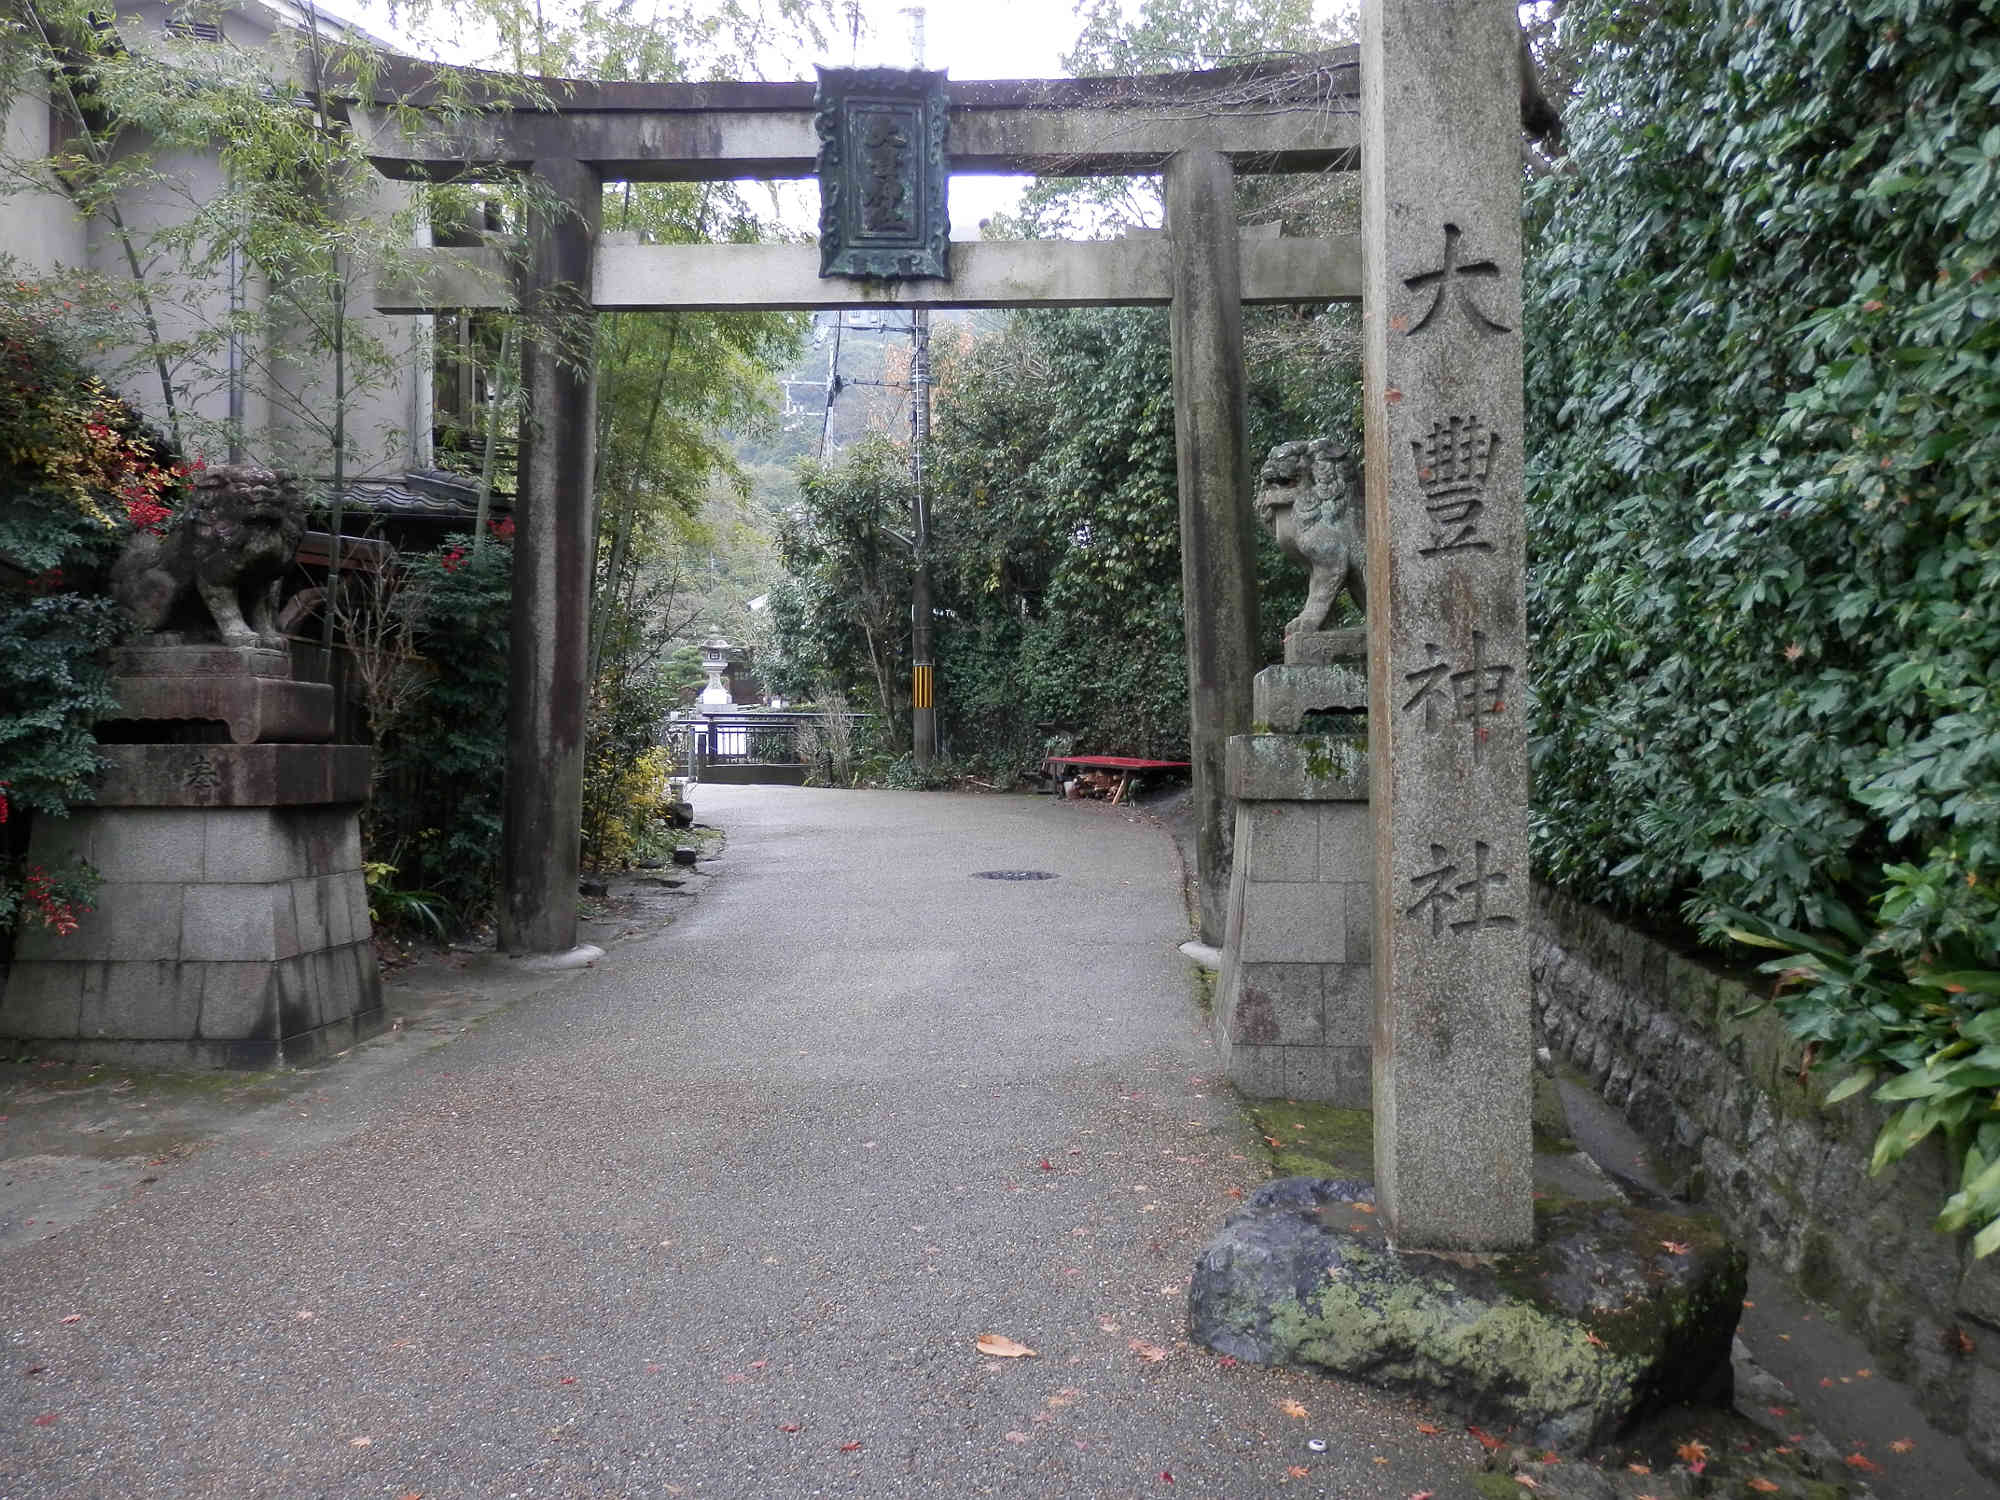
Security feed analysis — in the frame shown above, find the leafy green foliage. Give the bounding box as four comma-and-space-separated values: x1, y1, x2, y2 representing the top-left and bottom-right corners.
0, 299, 179, 935
766, 305, 1349, 778
368, 535, 512, 928
766, 435, 916, 735
1526, 0, 2000, 1249
1725, 890, 2000, 1257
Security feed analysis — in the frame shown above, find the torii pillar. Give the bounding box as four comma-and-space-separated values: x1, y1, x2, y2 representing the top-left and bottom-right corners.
501, 158, 601, 956
1362, 0, 1533, 1249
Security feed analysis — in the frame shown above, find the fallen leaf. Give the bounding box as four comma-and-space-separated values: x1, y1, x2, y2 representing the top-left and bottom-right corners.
645, 1363, 664, 1374
1373, 1456, 1390, 1466
1215, 1355, 1237, 1369
559, 1376, 578, 1386
1584, 1331, 1607, 1348
1038, 1158, 1054, 1171
1129, 1339, 1168, 1363
296, 1310, 315, 1322
1415, 1422, 1442, 1435
1845, 1453, 1882, 1473
1468, 1426, 1505, 1452
350, 1435, 373, 1447
1279, 1398, 1308, 1419
1625, 1464, 1651, 1475
1660, 1241, 1690, 1256
1353, 1203, 1377, 1214
1514, 1478, 1538, 1490
1160, 1472, 1174, 1485
839, 1440, 863, 1453
1004, 1431, 1029, 1444
1226, 1187, 1245, 1199
778, 1423, 801, 1433
31, 1412, 56, 1426
1747, 1482, 1779, 1495
976, 1333, 1036, 1359
1766, 1406, 1788, 1417
1890, 1438, 1916, 1454
1286, 1466, 1311, 1479
59, 1314, 82, 1326
1409, 1493, 1434, 1500
1674, 1440, 1709, 1465
1097, 1318, 1120, 1333
749, 1360, 768, 1370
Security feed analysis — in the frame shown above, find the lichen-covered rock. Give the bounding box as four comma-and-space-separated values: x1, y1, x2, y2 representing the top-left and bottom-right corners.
1188, 1177, 1746, 1451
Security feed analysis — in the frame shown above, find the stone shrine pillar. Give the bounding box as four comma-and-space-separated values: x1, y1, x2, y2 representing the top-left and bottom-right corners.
1362, 0, 1533, 1248
1166, 148, 1262, 946
501, 157, 601, 956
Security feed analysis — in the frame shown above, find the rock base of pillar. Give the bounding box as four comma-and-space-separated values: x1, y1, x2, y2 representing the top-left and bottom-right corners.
1188, 1176, 1746, 1452
1216, 686, 1371, 1103
0, 744, 382, 1068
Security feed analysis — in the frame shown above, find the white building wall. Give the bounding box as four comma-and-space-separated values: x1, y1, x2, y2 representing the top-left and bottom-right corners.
1, 80, 89, 274
0, 3, 431, 479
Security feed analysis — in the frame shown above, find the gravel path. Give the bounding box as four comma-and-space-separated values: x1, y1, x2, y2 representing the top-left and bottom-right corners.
1, 784, 1485, 1499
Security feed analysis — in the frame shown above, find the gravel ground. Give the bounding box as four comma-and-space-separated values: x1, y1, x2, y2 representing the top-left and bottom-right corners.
0, 784, 1488, 1499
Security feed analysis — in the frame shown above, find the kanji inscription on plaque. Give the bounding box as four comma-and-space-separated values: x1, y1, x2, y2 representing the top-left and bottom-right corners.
1401, 630, 1512, 762
1411, 413, 1498, 556
1404, 840, 1518, 937
1403, 224, 1510, 337
815, 66, 951, 281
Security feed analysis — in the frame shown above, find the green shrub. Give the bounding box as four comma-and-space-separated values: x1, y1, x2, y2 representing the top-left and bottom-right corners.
0, 297, 183, 936
1526, 0, 2000, 1250
369, 533, 511, 927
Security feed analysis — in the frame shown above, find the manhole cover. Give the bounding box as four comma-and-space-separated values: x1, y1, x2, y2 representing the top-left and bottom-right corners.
972, 870, 1058, 882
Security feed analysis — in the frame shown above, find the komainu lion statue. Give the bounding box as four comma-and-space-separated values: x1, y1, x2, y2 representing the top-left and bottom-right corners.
112, 465, 306, 649
1256, 438, 1365, 638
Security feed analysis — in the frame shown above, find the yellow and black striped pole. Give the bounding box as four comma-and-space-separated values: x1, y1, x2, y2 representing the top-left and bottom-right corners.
910, 307, 937, 768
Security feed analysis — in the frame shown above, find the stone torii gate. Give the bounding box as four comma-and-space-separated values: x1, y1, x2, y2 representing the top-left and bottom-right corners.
364, 0, 1530, 1251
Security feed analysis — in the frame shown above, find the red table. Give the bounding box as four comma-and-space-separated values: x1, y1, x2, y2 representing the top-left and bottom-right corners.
1042, 754, 1191, 805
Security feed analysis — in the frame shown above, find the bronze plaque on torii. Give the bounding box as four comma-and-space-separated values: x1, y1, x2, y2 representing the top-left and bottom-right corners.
814, 66, 950, 281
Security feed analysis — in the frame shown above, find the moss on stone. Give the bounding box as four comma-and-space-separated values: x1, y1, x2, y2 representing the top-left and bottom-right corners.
1248, 1100, 1375, 1179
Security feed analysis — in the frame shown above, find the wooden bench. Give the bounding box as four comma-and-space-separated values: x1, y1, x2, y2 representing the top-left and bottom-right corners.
1042, 754, 1191, 805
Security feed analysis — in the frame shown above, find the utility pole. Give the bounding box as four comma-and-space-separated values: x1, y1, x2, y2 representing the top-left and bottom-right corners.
902, 5, 937, 768
909, 304, 935, 766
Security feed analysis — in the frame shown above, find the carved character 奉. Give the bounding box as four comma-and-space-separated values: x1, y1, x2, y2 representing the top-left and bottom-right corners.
111, 465, 306, 649
1256, 438, 1365, 639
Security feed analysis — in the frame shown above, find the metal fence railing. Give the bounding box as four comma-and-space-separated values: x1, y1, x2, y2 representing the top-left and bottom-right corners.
664, 712, 871, 780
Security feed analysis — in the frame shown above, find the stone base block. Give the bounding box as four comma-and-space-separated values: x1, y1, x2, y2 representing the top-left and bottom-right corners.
2, 784, 381, 1067
1283, 626, 1366, 666
92, 744, 370, 808
2, 948, 383, 1068
1254, 663, 1367, 730
1216, 759, 1372, 1102
1225, 733, 1367, 802
106, 672, 333, 745
1189, 1178, 1746, 1451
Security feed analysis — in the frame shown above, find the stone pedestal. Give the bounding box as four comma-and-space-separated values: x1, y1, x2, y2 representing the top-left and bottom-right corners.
1, 741, 383, 1067
103, 644, 334, 746
1215, 661, 1371, 1102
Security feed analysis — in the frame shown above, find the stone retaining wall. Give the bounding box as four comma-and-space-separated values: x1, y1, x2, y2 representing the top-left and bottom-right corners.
1530, 885, 1999, 1477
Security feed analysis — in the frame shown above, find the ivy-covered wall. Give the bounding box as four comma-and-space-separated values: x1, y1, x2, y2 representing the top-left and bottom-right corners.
1525, 0, 2000, 940
1524, 0, 2000, 1261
